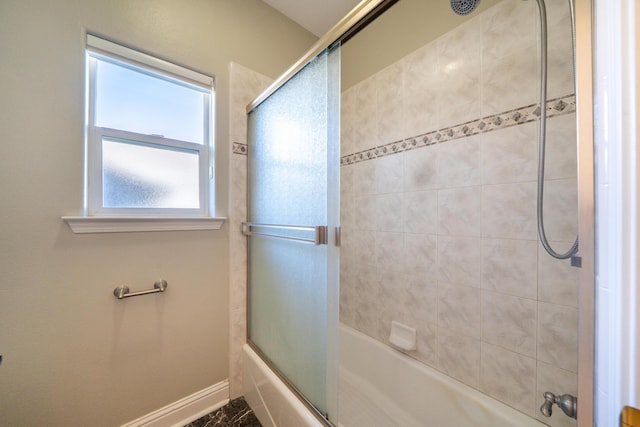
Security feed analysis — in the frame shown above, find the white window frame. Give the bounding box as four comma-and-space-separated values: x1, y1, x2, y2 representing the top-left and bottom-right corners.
85, 35, 214, 219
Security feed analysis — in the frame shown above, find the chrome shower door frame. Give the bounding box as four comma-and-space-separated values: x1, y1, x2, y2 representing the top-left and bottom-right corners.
574, 0, 595, 425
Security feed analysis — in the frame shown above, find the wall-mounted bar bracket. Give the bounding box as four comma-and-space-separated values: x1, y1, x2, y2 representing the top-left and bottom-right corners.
571, 255, 582, 268
113, 280, 168, 300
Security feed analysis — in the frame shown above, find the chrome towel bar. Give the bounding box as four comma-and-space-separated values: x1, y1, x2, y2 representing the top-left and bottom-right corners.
241, 222, 327, 245
113, 280, 168, 300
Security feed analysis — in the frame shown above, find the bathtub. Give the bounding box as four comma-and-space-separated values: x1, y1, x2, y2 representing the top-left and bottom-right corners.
243, 325, 546, 427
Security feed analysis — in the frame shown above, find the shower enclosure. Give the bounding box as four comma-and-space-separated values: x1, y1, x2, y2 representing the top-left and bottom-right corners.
243, 0, 585, 425
245, 45, 341, 420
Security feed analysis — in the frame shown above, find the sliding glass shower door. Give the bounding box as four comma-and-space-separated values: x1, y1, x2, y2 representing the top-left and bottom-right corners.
246, 45, 340, 421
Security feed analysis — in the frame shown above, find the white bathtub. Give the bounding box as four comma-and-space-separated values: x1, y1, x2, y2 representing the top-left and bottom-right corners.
243, 325, 547, 427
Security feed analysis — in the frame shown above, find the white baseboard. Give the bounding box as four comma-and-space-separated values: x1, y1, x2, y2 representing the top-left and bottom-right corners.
121, 380, 229, 427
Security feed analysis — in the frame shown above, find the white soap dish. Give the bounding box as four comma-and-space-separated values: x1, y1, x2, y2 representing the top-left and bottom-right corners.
389, 320, 417, 351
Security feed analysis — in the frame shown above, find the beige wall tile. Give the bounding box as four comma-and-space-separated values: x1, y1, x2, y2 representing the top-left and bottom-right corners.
546, 0, 573, 35
374, 154, 405, 194
404, 233, 438, 277
481, 122, 538, 185
482, 45, 538, 116
537, 301, 578, 372
341, 88, 357, 155
376, 62, 406, 143
403, 44, 440, 137
349, 229, 377, 267
544, 114, 578, 181
403, 274, 440, 326
352, 77, 379, 153
438, 328, 481, 388
482, 238, 538, 299
351, 265, 390, 343
540, 178, 579, 243
436, 18, 482, 128
352, 159, 376, 195
340, 191, 356, 230
408, 321, 439, 368
438, 236, 482, 287
380, 272, 440, 328
438, 186, 482, 237
341, 163, 355, 197
438, 135, 481, 188
481, 343, 536, 416
339, 264, 357, 327
481, 0, 537, 61
538, 242, 579, 307
375, 231, 405, 274
375, 193, 405, 232
482, 182, 537, 239
480, 0, 537, 116
438, 282, 481, 338
404, 145, 439, 191
354, 194, 376, 230
546, 13, 575, 98
482, 290, 537, 357
403, 190, 438, 234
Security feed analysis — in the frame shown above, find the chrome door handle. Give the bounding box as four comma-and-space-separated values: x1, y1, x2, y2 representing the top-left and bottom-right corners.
242, 222, 328, 245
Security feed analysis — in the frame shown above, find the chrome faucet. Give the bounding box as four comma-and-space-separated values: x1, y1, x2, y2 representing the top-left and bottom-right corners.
540, 392, 577, 419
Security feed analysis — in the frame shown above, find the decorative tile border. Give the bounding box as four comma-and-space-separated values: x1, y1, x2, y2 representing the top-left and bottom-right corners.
340, 94, 576, 166
232, 142, 248, 155
232, 94, 575, 161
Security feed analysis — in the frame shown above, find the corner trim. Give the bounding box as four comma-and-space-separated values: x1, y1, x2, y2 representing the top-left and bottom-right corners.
62, 216, 226, 233
120, 380, 229, 427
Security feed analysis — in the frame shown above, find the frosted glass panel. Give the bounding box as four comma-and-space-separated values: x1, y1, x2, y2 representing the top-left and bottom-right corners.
248, 67, 328, 226
102, 138, 199, 208
95, 59, 206, 144
247, 46, 340, 419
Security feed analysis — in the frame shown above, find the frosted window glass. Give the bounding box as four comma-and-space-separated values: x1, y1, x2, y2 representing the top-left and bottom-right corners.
102, 138, 199, 208
95, 59, 206, 144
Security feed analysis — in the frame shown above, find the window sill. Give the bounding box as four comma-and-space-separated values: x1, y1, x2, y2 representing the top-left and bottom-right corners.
62, 216, 226, 234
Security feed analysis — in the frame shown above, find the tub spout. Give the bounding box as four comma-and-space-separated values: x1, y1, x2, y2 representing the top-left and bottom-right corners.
540, 391, 577, 419
540, 393, 554, 417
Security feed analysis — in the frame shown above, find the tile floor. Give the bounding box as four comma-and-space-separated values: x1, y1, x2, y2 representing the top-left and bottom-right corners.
183, 397, 262, 427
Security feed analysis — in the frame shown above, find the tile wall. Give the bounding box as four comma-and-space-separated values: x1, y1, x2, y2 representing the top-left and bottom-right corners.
339, 1, 579, 426
229, 63, 273, 399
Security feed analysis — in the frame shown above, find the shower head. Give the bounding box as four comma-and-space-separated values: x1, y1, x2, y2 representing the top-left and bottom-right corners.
450, 0, 480, 15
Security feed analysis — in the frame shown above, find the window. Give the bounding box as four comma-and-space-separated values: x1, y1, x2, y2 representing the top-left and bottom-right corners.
85, 35, 214, 217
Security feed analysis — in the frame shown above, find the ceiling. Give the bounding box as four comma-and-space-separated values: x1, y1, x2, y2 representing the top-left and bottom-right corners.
262, 0, 362, 37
